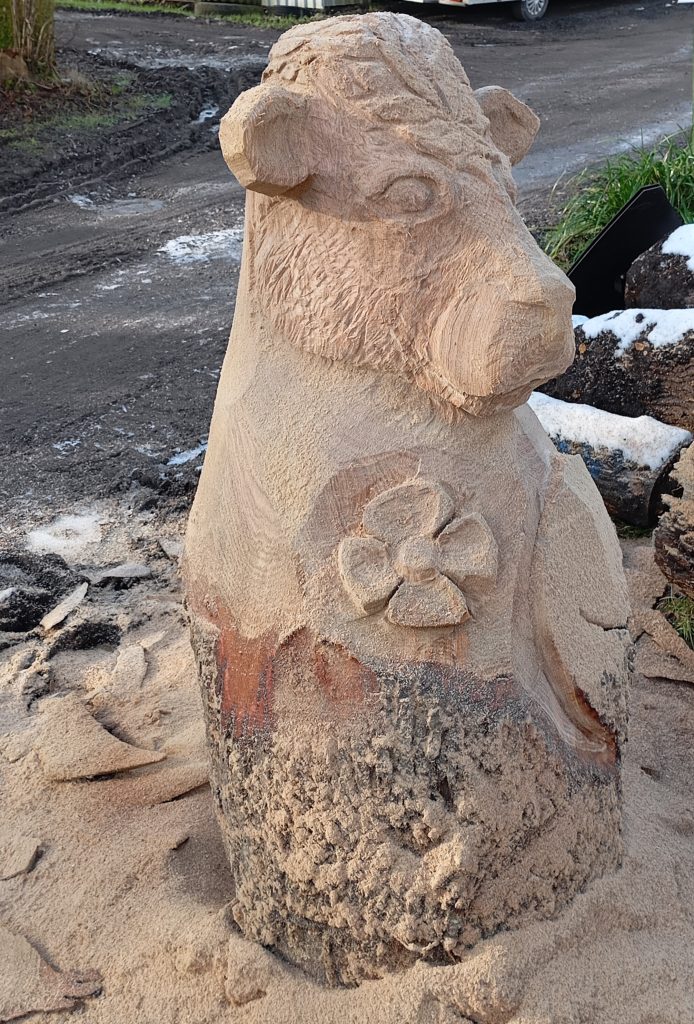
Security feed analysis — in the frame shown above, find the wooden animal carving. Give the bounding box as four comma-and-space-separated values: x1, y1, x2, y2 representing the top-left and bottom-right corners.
184, 13, 631, 986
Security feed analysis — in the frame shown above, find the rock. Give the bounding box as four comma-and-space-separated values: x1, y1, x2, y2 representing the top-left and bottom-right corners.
37, 694, 165, 781
40, 582, 89, 631
0, 552, 82, 632
625, 224, 694, 309
0, 924, 101, 1021
89, 562, 151, 587
543, 308, 694, 432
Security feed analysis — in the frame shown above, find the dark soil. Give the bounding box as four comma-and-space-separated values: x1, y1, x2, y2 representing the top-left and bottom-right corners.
0, 550, 84, 631
0, 49, 264, 213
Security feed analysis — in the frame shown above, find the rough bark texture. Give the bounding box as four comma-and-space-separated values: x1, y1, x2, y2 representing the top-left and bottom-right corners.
655, 444, 694, 599
529, 394, 692, 527
184, 14, 631, 986
543, 316, 694, 432
625, 233, 694, 309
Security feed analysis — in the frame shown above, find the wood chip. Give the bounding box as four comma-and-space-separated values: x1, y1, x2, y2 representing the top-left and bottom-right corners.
0, 835, 42, 880
89, 563, 151, 587
40, 582, 88, 631
37, 695, 165, 781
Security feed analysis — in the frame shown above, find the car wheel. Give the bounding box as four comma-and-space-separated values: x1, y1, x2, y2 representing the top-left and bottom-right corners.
513, 0, 548, 20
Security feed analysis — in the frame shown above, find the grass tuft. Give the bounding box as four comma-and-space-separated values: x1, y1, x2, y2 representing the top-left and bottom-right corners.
660, 590, 694, 649
56, 0, 321, 29
544, 134, 694, 269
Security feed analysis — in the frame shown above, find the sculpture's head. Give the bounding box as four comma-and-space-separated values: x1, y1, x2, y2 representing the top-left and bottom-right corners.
220, 13, 575, 415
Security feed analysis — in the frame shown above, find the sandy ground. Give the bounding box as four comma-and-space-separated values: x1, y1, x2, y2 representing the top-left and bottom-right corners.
1, 496, 694, 1024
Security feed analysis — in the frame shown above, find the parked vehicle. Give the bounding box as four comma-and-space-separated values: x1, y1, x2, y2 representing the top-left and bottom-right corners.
437, 0, 549, 20
261, 0, 550, 20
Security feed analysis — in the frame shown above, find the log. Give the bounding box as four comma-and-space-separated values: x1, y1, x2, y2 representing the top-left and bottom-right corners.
185, 17, 630, 985
529, 393, 692, 527
655, 444, 694, 598
543, 309, 694, 432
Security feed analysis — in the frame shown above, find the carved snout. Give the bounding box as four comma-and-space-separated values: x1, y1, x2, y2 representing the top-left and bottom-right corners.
429, 258, 575, 413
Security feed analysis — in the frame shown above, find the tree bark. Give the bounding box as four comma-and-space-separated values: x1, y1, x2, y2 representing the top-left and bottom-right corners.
542, 313, 694, 433
529, 393, 692, 527
655, 445, 694, 598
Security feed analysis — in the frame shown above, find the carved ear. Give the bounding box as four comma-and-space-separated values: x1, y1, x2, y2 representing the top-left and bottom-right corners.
219, 84, 311, 196
474, 86, 540, 166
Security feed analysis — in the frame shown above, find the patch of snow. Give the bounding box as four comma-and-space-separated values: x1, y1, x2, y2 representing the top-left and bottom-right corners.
195, 104, 219, 124
69, 194, 94, 208
27, 513, 103, 560
52, 439, 81, 453
528, 392, 692, 471
662, 223, 694, 271
579, 308, 694, 353
0, 587, 16, 604
572, 314, 589, 328
167, 442, 208, 466
157, 229, 243, 265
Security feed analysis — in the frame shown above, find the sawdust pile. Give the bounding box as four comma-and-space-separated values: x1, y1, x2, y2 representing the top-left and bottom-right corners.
1, 503, 693, 1023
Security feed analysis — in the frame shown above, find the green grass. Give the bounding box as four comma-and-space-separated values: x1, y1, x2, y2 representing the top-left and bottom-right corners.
544, 134, 694, 269
660, 591, 694, 649
0, 90, 173, 153
613, 520, 653, 540
56, 0, 320, 29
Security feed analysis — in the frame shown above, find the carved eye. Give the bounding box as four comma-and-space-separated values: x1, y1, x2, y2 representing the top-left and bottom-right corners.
375, 176, 436, 217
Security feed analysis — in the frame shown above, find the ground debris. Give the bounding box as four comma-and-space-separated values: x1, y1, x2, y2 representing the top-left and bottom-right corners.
0, 924, 101, 1022
37, 694, 165, 781
89, 562, 152, 587
0, 551, 83, 633
40, 581, 89, 631
0, 833, 42, 880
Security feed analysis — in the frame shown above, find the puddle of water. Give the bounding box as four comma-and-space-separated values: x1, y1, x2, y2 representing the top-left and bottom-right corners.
195, 104, 220, 125
86, 46, 256, 72
101, 198, 165, 218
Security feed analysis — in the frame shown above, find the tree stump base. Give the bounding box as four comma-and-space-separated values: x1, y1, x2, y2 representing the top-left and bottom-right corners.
192, 615, 621, 986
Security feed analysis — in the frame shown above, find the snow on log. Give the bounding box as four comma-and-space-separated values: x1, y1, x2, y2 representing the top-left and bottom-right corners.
654, 444, 694, 598
529, 392, 692, 526
542, 309, 694, 432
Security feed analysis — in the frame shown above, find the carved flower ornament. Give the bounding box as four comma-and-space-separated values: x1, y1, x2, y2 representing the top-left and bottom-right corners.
337, 480, 497, 628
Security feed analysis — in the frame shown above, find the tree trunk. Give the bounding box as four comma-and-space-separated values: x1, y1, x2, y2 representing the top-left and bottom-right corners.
542, 311, 694, 433
655, 444, 694, 598
529, 393, 692, 527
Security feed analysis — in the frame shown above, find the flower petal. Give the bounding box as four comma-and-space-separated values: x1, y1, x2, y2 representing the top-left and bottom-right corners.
363, 479, 454, 544
338, 536, 402, 615
437, 513, 497, 588
386, 575, 469, 628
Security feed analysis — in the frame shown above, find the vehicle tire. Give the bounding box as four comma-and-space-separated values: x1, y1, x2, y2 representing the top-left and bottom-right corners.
513, 0, 548, 20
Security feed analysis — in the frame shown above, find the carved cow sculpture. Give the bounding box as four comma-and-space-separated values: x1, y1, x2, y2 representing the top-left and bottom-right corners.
184, 14, 631, 986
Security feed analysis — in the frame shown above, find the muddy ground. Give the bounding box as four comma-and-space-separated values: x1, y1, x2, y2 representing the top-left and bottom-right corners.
0, 0, 691, 529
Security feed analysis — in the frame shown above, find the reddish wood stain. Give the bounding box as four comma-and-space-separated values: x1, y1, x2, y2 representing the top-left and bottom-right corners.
217, 625, 275, 738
